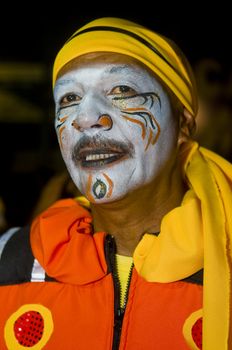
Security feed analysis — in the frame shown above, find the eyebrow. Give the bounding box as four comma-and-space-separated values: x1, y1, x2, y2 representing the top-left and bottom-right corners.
55, 78, 76, 87
108, 65, 132, 74
54, 64, 138, 94
53, 79, 77, 97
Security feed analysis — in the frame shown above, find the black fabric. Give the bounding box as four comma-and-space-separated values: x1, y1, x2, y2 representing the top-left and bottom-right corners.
182, 269, 203, 285
0, 226, 34, 285
0, 226, 56, 285
45, 274, 56, 282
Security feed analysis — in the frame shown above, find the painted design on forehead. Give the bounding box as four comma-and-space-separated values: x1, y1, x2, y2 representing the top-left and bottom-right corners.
56, 115, 68, 149
86, 173, 114, 201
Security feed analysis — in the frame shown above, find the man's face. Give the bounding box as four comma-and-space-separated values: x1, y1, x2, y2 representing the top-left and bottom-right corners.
53, 53, 180, 203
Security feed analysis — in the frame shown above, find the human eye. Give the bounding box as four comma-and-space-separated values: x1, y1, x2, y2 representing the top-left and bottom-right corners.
109, 85, 137, 98
59, 93, 81, 108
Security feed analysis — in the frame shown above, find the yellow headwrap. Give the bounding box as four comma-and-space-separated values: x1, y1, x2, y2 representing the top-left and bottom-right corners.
52, 17, 198, 116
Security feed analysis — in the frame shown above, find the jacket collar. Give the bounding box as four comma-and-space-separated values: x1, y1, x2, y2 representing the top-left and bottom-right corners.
30, 198, 107, 285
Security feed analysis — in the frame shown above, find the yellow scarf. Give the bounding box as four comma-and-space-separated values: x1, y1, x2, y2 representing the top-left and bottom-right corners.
133, 141, 232, 349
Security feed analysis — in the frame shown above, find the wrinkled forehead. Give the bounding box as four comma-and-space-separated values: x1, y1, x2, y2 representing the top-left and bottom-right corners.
56, 51, 158, 81
54, 51, 179, 109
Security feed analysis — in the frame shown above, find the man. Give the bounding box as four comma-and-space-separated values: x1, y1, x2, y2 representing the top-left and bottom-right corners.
0, 17, 231, 350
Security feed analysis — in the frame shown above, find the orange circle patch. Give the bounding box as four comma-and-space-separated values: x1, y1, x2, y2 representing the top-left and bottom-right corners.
4, 304, 53, 350
183, 309, 203, 350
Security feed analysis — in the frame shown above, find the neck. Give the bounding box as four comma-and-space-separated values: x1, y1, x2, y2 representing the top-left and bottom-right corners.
91, 161, 186, 256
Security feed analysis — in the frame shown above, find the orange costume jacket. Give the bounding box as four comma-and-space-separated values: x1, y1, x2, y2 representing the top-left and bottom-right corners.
0, 198, 203, 350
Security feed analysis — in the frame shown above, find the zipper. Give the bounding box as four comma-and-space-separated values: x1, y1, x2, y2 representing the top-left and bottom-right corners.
105, 234, 134, 350
121, 262, 134, 310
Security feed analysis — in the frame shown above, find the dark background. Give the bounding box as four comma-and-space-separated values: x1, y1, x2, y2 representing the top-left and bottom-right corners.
0, 5, 231, 229
1, 5, 231, 66
1, 4, 231, 63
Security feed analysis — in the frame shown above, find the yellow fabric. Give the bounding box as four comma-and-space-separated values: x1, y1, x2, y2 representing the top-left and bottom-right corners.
133, 141, 232, 349
115, 254, 133, 308
73, 140, 232, 348
75, 195, 91, 209
52, 17, 198, 116
134, 189, 204, 282
186, 143, 232, 350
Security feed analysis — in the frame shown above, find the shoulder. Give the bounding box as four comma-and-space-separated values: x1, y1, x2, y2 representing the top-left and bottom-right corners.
0, 226, 52, 285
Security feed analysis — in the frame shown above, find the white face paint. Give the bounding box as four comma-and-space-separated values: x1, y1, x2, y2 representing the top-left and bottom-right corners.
53, 54, 179, 203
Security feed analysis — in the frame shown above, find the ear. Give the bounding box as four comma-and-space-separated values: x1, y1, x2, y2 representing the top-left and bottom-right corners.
178, 108, 196, 146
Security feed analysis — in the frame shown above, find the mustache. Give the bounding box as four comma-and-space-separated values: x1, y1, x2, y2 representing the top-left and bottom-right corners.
72, 135, 135, 162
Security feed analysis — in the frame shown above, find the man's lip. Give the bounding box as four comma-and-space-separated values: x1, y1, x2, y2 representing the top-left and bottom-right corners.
72, 138, 135, 170
77, 148, 129, 168
77, 148, 126, 160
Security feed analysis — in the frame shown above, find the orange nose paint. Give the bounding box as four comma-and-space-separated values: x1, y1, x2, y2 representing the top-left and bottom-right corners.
98, 114, 113, 130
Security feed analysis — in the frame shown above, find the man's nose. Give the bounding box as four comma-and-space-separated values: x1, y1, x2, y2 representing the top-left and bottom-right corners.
71, 93, 113, 132
72, 113, 113, 132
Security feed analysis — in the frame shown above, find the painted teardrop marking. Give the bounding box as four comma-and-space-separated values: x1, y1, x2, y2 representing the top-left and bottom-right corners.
92, 179, 107, 199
